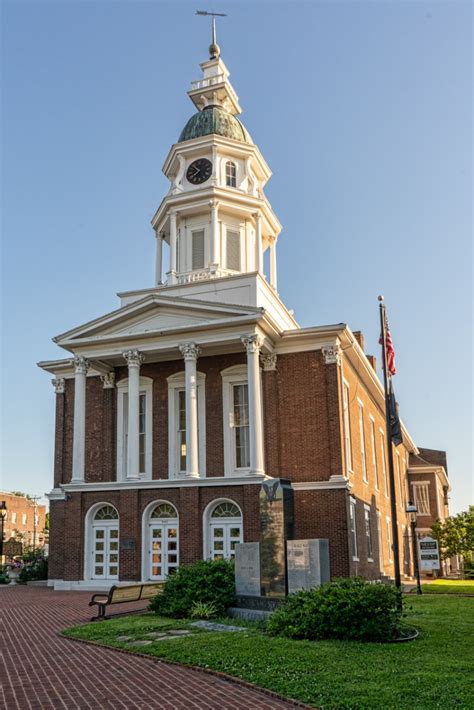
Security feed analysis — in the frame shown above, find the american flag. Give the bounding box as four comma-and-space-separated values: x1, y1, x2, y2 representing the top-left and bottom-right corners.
380, 313, 397, 376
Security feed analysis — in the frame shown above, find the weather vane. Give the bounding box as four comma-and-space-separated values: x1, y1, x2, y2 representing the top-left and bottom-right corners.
196, 10, 227, 59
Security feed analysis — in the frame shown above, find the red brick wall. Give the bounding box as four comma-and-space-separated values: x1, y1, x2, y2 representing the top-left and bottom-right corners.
293, 489, 351, 578
54, 485, 261, 582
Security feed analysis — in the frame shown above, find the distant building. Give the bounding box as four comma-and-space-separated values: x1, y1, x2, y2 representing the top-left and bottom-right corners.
408, 448, 457, 576
38, 32, 454, 589
1, 492, 47, 550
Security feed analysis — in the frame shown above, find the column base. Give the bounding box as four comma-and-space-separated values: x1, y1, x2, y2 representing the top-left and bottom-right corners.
249, 469, 265, 476
70, 478, 85, 484
185, 472, 200, 479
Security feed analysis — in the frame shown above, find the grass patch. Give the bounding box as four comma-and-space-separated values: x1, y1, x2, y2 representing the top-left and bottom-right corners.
420, 580, 474, 595
63, 596, 473, 709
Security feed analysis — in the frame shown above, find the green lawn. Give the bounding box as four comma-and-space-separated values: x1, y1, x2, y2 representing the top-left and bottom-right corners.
420, 579, 474, 595
63, 596, 473, 709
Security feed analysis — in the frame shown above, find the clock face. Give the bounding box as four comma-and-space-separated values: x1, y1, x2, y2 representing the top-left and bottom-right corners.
186, 158, 213, 185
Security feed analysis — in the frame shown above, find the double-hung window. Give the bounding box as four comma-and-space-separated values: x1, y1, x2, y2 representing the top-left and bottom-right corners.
364, 505, 373, 561
343, 381, 353, 473
221, 365, 258, 476
380, 429, 389, 496
225, 161, 237, 187
358, 401, 368, 482
350, 498, 358, 560
117, 377, 153, 481
386, 517, 393, 562
167, 372, 206, 478
370, 417, 379, 489
413, 483, 430, 516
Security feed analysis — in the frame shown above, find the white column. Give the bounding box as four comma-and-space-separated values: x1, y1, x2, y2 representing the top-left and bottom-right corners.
255, 211, 263, 274
169, 211, 177, 284
269, 238, 277, 291
72, 356, 89, 483
210, 200, 220, 269
155, 230, 163, 286
123, 349, 145, 480
241, 334, 265, 475
179, 343, 201, 478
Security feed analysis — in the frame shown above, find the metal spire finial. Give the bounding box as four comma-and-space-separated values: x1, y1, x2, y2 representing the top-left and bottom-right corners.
196, 10, 227, 59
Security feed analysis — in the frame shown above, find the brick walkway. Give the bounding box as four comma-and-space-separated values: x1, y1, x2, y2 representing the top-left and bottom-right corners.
0, 586, 298, 709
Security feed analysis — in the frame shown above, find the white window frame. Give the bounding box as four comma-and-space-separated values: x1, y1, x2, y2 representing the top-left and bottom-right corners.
358, 399, 368, 483
343, 380, 353, 474
380, 428, 389, 497
116, 376, 153, 481
141, 500, 179, 582
191, 228, 205, 271
369, 416, 379, 490
225, 160, 237, 188
12, 512, 17, 524
221, 364, 260, 477
364, 504, 374, 562
84, 502, 120, 582
350, 497, 358, 561
167, 371, 206, 479
413, 482, 431, 516
182, 220, 209, 273
202, 498, 243, 560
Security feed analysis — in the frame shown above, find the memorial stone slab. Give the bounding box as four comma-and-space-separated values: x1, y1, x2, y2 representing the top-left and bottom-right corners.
287, 539, 330, 593
235, 542, 261, 596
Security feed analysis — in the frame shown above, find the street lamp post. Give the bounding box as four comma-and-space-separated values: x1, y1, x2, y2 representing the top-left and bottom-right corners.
0, 501, 7, 561
406, 501, 422, 595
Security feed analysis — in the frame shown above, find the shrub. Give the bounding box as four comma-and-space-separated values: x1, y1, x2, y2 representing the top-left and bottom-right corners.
0, 571, 11, 585
150, 559, 235, 618
267, 577, 404, 642
18, 555, 48, 584
190, 601, 218, 619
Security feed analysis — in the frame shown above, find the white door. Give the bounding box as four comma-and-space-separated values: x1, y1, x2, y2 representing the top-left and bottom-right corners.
92, 525, 119, 580
148, 523, 179, 580
209, 521, 242, 560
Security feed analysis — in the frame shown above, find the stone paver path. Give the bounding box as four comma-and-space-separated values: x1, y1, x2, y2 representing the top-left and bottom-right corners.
0, 586, 297, 709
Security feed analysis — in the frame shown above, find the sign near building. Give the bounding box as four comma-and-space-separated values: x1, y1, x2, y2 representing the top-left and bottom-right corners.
418, 536, 440, 571
3, 538, 23, 558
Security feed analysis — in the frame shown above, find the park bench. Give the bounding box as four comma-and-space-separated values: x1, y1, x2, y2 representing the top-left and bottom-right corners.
89, 582, 164, 621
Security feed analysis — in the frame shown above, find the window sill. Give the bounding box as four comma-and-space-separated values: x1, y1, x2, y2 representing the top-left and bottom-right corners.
352, 556, 360, 562
368, 558, 374, 563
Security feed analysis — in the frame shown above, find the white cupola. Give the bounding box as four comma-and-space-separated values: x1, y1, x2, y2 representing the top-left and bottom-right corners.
150, 32, 281, 294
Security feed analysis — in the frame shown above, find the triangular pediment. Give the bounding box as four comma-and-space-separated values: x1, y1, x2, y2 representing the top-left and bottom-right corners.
54, 294, 260, 345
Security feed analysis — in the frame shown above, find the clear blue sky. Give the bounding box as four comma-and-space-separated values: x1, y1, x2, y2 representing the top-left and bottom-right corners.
1, 0, 472, 514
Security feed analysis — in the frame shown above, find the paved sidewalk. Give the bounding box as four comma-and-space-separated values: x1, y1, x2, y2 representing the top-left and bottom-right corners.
0, 586, 297, 709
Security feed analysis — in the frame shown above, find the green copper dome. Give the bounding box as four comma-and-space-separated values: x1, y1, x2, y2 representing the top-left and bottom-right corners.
178, 105, 252, 145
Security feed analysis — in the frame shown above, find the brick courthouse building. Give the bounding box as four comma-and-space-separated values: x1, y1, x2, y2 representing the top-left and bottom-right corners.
39, 36, 452, 589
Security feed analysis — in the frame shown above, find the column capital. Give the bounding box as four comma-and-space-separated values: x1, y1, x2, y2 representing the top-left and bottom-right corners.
254, 210, 262, 222
73, 356, 89, 375
179, 343, 201, 362
209, 199, 219, 209
241, 334, 264, 355
51, 377, 65, 394
261, 353, 277, 371
123, 350, 145, 368
100, 372, 116, 389
322, 344, 342, 365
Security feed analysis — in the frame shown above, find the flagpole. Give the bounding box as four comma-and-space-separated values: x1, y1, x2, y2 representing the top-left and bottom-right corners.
378, 295, 402, 591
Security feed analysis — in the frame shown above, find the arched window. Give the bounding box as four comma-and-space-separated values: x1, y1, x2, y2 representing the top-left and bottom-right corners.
205, 499, 243, 560
211, 501, 241, 518
94, 505, 119, 521
86, 503, 119, 581
150, 503, 178, 519
225, 161, 237, 188
144, 501, 179, 581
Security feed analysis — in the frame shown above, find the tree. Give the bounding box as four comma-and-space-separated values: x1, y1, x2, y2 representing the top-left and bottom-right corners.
431, 507, 474, 563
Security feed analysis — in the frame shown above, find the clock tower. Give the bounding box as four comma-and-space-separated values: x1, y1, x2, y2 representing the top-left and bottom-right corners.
151, 37, 282, 304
